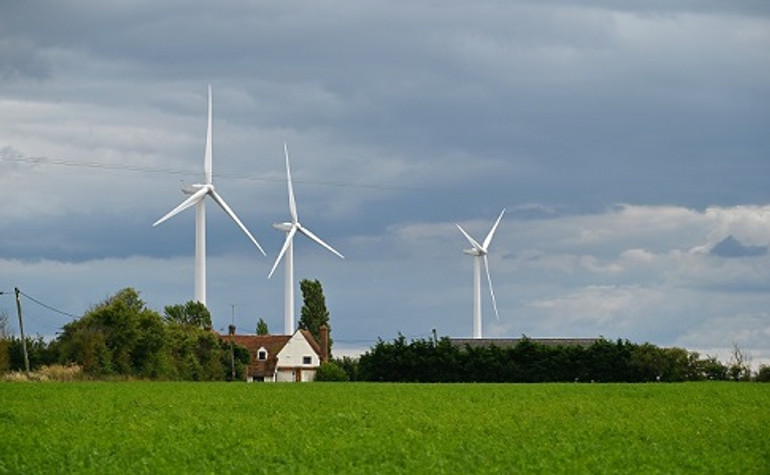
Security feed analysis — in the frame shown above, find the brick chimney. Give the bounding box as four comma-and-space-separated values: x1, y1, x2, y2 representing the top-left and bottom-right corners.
319, 324, 329, 363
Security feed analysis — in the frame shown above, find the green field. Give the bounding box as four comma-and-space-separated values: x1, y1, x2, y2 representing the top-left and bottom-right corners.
1, 382, 768, 474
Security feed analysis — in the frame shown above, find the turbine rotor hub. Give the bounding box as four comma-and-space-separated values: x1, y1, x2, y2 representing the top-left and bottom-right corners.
182, 183, 209, 195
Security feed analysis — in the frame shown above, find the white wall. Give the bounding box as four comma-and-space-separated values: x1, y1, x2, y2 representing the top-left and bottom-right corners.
276, 332, 320, 368
274, 331, 321, 382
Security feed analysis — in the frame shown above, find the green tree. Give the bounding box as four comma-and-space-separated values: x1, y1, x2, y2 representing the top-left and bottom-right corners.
757, 365, 770, 383
256, 318, 269, 335
299, 279, 332, 355
163, 301, 212, 329
332, 356, 360, 381
57, 288, 171, 377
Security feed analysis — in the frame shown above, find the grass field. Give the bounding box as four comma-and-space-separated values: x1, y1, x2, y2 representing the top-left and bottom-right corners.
1, 382, 768, 474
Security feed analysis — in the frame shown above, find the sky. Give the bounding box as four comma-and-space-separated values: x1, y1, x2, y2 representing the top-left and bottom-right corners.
1, 1, 769, 366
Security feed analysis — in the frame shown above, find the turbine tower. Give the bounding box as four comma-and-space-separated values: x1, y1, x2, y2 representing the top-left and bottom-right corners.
269, 143, 344, 335
154, 85, 266, 305
456, 209, 505, 339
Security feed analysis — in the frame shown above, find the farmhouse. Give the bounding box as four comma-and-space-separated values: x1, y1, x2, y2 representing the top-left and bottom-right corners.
224, 327, 328, 382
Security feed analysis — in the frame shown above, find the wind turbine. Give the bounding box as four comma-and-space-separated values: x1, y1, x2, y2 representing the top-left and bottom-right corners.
269, 143, 344, 335
456, 209, 505, 339
153, 85, 266, 306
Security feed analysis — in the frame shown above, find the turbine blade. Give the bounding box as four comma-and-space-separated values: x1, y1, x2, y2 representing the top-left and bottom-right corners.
268, 226, 297, 278
209, 189, 266, 255
456, 224, 482, 251
153, 187, 209, 227
284, 142, 298, 224
483, 255, 500, 321
204, 85, 213, 185
297, 225, 344, 259
482, 208, 505, 250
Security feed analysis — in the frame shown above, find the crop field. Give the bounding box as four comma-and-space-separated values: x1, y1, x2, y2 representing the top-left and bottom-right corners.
1, 382, 768, 474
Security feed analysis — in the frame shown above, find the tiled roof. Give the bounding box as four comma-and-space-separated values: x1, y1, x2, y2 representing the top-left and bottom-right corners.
223, 334, 291, 378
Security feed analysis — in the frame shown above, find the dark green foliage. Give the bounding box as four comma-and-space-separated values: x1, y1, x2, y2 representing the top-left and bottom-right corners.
756, 365, 770, 383
53, 288, 246, 380
358, 335, 731, 383
314, 361, 349, 381
332, 356, 360, 381
163, 301, 212, 329
256, 318, 269, 335
8, 336, 59, 371
0, 339, 9, 373
299, 279, 332, 355
57, 288, 167, 376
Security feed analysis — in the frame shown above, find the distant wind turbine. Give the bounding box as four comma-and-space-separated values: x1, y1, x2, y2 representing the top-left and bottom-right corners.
456, 209, 505, 339
153, 85, 265, 305
269, 143, 344, 335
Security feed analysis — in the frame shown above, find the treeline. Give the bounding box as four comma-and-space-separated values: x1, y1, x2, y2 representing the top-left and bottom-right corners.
352, 335, 770, 383
1, 288, 248, 380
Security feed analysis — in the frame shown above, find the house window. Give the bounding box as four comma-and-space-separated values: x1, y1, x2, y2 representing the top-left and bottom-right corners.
258, 350, 267, 360
302, 356, 312, 365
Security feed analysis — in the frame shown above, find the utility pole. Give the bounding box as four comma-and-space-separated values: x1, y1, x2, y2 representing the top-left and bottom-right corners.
14, 287, 30, 374
228, 324, 236, 381
230, 305, 236, 381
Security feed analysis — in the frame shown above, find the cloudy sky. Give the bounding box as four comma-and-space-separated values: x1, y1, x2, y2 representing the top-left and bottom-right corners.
1, 1, 768, 365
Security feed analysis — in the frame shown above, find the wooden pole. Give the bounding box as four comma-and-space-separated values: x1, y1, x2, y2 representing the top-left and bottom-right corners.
14, 287, 30, 374
228, 324, 236, 381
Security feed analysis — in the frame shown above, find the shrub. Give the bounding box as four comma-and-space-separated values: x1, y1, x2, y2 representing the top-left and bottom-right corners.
314, 362, 349, 382
757, 365, 770, 383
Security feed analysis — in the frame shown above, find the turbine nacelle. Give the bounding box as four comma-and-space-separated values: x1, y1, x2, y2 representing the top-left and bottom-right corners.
463, 248, 486, 257
182, 183, 207, 195
273, 222, 293, 232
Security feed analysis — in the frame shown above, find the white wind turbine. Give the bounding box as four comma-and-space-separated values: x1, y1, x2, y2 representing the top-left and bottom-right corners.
268, 143, 344, 335
154, 85, 266, 305
456, 209, 505, 339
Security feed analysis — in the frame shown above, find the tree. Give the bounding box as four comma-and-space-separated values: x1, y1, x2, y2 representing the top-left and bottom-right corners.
163, 301, 212, 329
757, 365, 770, 383
728, 341, 752, 381
298, 279, 332, 355
58, 288, 170, 376
256, 318, 269, 335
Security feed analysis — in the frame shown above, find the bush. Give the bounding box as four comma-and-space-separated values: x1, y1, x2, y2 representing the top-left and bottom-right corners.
756, 365, 770, 383
314, 362, 349, 382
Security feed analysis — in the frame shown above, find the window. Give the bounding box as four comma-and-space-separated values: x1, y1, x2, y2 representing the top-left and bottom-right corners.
258, 350, 267, 360
302, 356, 312, 365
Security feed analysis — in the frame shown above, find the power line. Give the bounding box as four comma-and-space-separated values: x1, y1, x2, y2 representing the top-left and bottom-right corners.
17, 290, 79, 320
0, 149, 432, 193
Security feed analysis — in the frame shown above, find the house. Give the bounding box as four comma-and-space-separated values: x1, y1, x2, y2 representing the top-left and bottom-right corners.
224, 326, 329, 382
